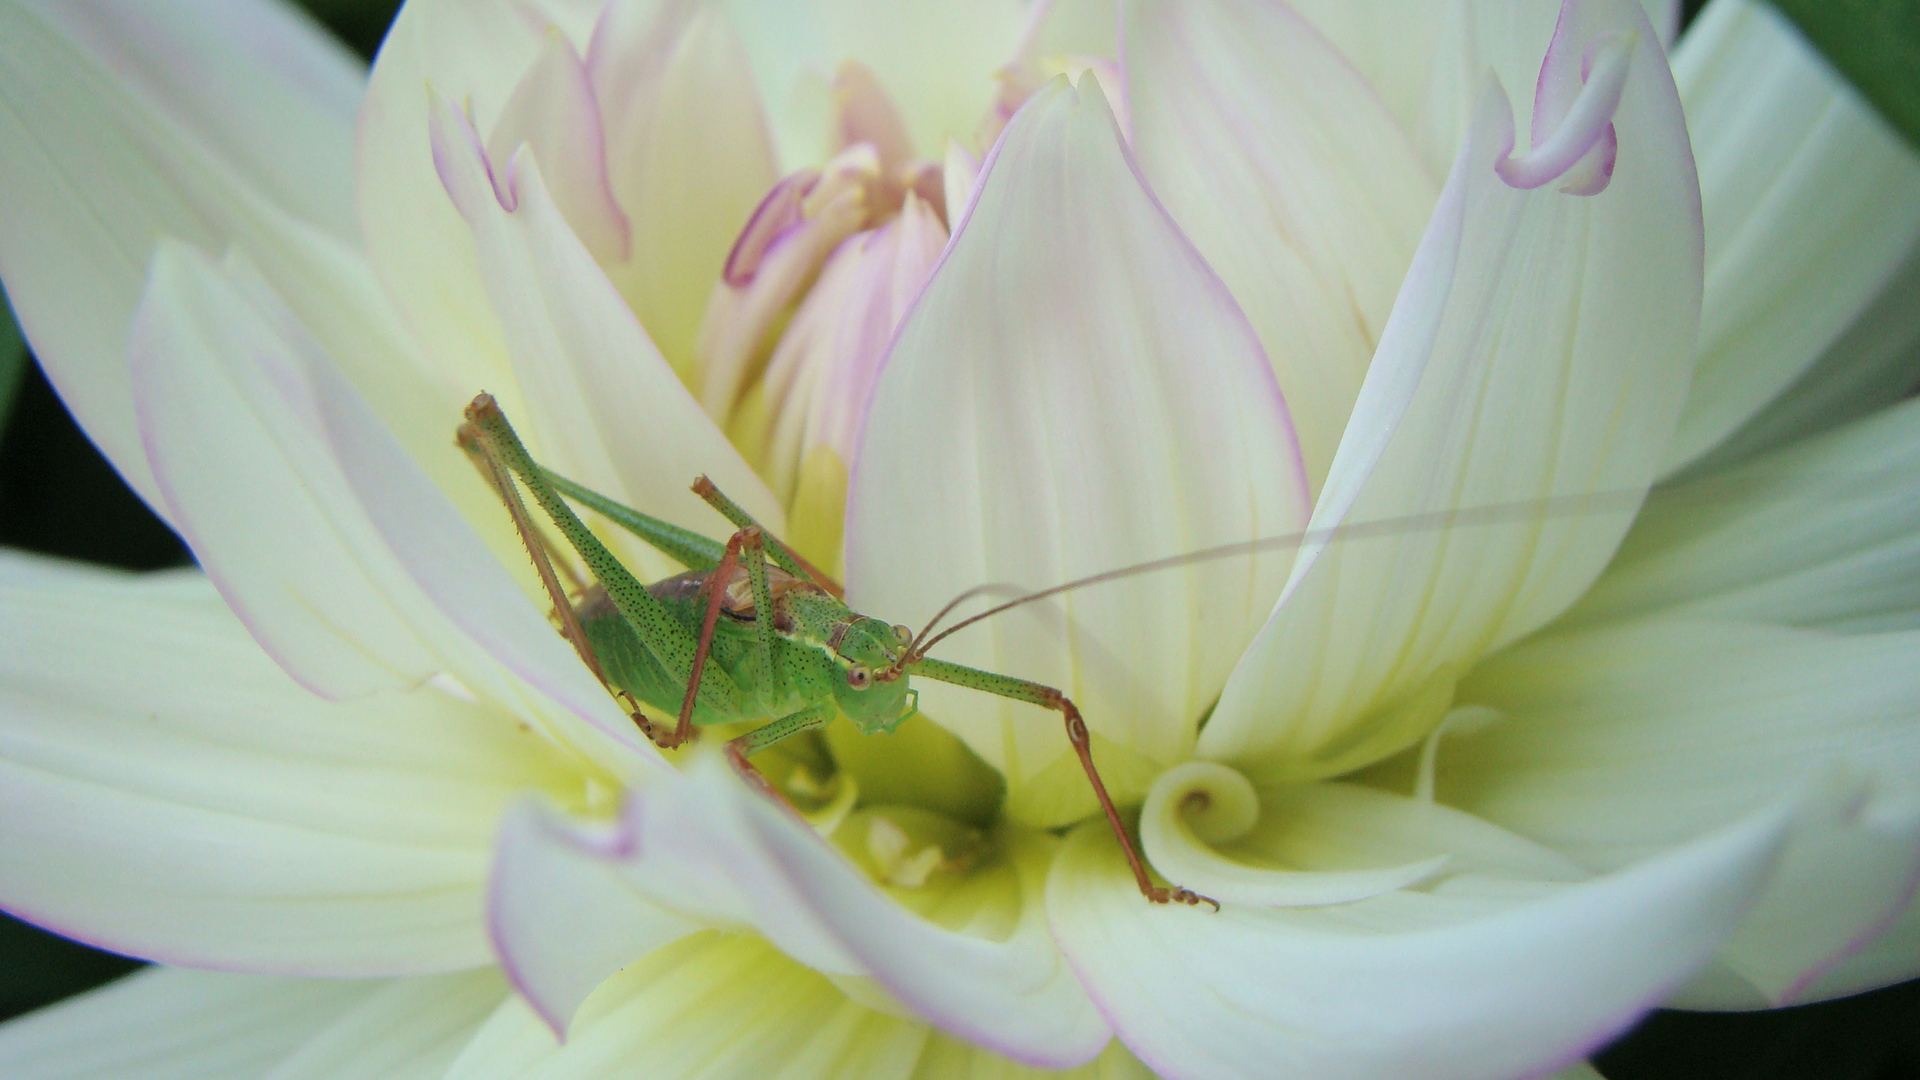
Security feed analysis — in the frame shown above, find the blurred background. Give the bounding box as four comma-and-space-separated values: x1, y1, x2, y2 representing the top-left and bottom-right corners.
0, 1, 1916, 1077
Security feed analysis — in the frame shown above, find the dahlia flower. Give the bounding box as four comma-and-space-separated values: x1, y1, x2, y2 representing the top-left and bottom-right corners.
0, 0, 1917, 1078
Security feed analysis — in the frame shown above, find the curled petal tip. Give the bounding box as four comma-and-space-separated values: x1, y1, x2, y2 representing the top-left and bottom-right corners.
1498, 31, 1635, 194
427, 90, 518, 217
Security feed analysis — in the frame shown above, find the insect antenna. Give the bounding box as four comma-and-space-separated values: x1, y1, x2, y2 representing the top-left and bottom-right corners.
906, 486, 1654, 661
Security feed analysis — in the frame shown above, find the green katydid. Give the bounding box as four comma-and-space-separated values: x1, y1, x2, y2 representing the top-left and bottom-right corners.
459, 392, 1217, 908
460, 391, 1658, 911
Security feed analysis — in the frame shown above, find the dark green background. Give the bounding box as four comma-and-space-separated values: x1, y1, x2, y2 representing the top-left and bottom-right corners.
2, 1, 1917, 1077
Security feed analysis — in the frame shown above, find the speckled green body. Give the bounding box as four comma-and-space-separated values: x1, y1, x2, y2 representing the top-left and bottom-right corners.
577, 569, 916, 736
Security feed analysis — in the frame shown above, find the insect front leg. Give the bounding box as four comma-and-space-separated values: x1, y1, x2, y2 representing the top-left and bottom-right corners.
725, 704, 835, 803
692, 475, 843, 598
907, 657, 1219, 911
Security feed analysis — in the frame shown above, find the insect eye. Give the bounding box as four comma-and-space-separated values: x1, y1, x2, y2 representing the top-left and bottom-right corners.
891, 624, 912, 647
846, 665, 872, 689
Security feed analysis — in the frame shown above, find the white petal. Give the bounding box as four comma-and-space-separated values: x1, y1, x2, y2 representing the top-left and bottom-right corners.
1140, 766, 1499, 909
304, 326, 665, 773
1571, 396, 1920, 633
358, 0, 591, 396
488, 757, 1110, 1068
1660, 0, 1920, 474
488, 26, 628, 264
1444, 617, 1920, 1005
448, 933, 930, 1080
590, 0, 779, 376
487, 796, 705, 1035
264, 971, 508, 1080
1126, 0, 1438, 486
725, 0, 1026, 167
17, 0, 362, 237
0, 969, 380, 1080
428, 94, 783, 581
0, 0, 362, 508
1690, 246, 1920, 471
129, 243, 648, 773
0, 559, 580, 974
1202, 0, 1701, 780
845, 77, 1308, 818
131, 243, 439, 699
1049, 786, 1796, 1080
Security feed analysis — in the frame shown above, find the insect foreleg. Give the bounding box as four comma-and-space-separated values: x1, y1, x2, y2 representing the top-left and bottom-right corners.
725, 704, 835, 802
691, 475, 844, 598
907, 657, 1219, 911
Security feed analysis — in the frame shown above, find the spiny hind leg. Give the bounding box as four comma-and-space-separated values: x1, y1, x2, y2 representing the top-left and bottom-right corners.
458, 419, 624, 710
669, 525, 775, 750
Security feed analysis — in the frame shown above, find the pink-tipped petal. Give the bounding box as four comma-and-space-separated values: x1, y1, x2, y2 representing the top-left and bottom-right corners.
488, 797, 704, 1036
1202, 0, 1701, 782
1496, 30, 1632, 192
832, 59, 915, 170
131, 244, 443, 699
359, 0, 596, 400
846, 77, 1308, 821
487, 28, 629, 261
722, 168, 820, 287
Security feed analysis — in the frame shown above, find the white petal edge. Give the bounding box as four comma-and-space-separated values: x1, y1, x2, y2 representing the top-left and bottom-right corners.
131, 242, 440, 699
0, 969, 380, 1080
128, 243, 653, 774
1660, 0, 1920, 474
0, 558, 579, 974
1202, 0, 1702, 781
845, 75, 1308, 823
1049, 784, 1800, 1080
0, 0, 385, 509
1444, 617, 1920, 1005
488, 756, 1111, 1068
1126, 0, 1438, 487
357, 0, 580, 401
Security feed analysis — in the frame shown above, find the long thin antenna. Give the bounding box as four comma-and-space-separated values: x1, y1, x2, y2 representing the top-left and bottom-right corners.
908, 487, 1650, 661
